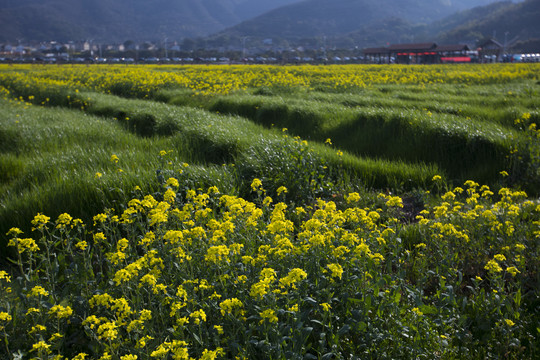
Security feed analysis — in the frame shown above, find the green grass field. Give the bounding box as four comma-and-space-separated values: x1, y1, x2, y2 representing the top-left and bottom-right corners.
0, 64, 539, 359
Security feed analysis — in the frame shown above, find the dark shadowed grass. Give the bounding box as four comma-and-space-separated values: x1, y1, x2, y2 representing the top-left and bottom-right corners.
157, 88, 525, 185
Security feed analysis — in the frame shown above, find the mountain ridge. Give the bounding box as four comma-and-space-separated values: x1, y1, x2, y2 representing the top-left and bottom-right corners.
0, 0, 534, 50
0, 0, 302, 42
218, 0, 503, 40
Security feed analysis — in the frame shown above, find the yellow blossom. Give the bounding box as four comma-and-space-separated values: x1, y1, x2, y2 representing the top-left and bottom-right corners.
120, 355, 138, 360
288, 304, 299, 312
164, 189, 176, 203
493, 254, 506, 262
31, 213, 50, 230
0, 312, 12, 322
75, 240, 88, 251
412, 307, 424, 316
251, 178, 263, 192
485, 259, 503, 273
32, 341, 51, 353
48, 304, 73, 319
97, 321, 118, 341
219, 298, 245, 317
506, 266, 520, 277
259, 309, 278, 324
56, 213, 73, 229
199, 348, 224, 360
321, 303, 331, 312
279, 268, 308, 288
8, 237, 39, 253
346, 192, 361, 204
190, 309, 207, 325
326, 263, 344, 280
505, 319, 515, 327
28, 285, 49, 298
7, 227, 23, 236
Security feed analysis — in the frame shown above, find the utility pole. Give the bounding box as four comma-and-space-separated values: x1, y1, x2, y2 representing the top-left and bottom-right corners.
242, 37, 248, 59
164, 38, 168, 58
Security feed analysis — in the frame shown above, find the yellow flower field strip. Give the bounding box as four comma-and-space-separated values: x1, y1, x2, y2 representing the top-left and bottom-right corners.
1, 63, 539, 96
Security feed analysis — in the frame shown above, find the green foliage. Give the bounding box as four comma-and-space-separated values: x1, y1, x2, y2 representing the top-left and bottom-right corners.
0, 173, 539, 359
0, 64, 539, 359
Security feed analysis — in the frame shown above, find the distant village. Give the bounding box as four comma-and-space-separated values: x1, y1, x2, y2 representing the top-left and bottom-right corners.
1, 38, 539, 65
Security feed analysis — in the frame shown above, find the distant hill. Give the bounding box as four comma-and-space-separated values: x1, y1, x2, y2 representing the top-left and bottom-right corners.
435, 0, 540, 45
336, 1, 520, 48
0, 0, 302, 42
217, 0, 502, 40
211, 0, 535, 51
1, 0, 533, 50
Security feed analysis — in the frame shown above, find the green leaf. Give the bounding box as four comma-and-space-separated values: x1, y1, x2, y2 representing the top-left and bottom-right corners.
357, 321, 367, 332
302, 327, 314, 337
419, 305, 437, 315
192, 333, 203, 345
304, 297, 318, 306
338, 324, 351, 335
394, 291, 401, 304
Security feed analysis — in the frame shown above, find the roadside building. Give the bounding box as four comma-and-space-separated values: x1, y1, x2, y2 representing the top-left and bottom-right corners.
363, 42, 473, 64
436, 44, 472, 63
477, 39, 503, 63
387, 43, 438, 64
363, 47, 391, 64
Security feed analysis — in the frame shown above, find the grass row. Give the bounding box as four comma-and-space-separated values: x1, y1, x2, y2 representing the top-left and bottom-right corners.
1, 66, 538, 190
157, 86, 529, 186
0, 89, 439, 253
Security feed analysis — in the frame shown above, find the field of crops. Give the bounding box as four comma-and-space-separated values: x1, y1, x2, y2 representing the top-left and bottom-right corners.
0, 63, 539, 359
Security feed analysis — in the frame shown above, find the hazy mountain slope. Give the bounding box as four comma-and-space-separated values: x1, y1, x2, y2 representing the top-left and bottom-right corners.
436, 0, 540, 44
0, 0, 303, 42
232, 0, 302, 20
331, 1, 516, 48
218, 0, 504, 40
332, 0, 535, 50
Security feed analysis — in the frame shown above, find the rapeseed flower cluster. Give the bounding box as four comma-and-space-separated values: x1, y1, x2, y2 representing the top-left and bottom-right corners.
1, 171, 539, 359
3, 63, 538, 99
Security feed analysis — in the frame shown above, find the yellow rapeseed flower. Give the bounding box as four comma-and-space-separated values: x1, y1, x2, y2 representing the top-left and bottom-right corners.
219, 298, 245, 317
506, 266, 520, 277
279, 268, 308, 288
321, 303, 331, 312
485, 259, 503, 273
0, 312, 12, 322
32, 341, 51, 353
326, 263, 344, 280
251, 178, 263, 192
31, 213, 50, 230
56, 213, 73, 229
48, 304, 73, 319
259, 309, 278, 324
412, 307, 424, 316
120, 355, 138, 360
28, 285, 49, 298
